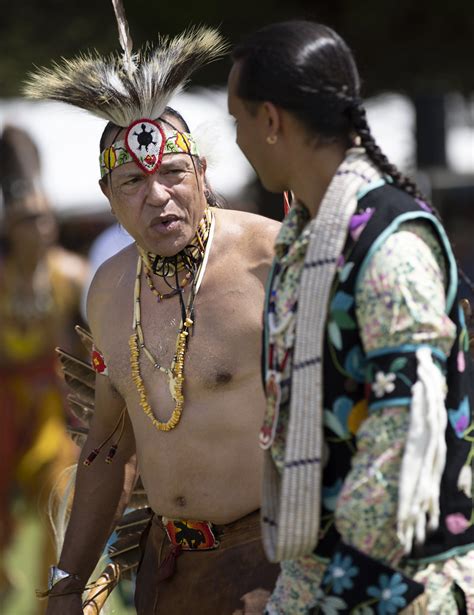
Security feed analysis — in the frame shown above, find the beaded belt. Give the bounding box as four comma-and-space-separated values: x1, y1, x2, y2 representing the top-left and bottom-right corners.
162, 518, 220, 551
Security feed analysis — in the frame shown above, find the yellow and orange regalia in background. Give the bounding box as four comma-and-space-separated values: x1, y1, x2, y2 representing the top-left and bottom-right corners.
0, 246, 86, 608
0, 124, 87, 609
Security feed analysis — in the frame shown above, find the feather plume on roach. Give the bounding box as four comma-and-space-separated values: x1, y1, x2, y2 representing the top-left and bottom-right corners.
111, 0, 135, 77
23, 26, 228, 127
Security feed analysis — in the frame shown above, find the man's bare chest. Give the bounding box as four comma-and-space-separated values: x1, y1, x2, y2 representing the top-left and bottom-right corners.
102, 275, 263, 399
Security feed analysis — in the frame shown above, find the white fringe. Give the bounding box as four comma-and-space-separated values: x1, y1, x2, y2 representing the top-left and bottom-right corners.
397, 346, 448, 553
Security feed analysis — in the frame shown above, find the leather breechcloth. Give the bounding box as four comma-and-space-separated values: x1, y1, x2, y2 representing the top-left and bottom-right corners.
135, 509, 279, 614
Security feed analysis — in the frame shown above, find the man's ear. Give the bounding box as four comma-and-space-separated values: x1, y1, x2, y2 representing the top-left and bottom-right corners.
261, 101, 282, 138
99, 178, 109, 199
99, 179, 115, 215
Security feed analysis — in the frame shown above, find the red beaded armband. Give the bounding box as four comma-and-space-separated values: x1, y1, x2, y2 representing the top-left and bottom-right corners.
91, 346, 108, 375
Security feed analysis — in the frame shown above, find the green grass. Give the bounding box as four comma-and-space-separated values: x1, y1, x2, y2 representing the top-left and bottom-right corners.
2, 511, 135, 615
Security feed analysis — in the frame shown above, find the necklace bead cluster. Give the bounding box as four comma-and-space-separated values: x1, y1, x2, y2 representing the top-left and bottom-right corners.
144, 268, 191, 301
137, 213, 210, 279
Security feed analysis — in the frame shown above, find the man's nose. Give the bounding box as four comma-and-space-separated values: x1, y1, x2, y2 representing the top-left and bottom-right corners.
146, 175, 169, 207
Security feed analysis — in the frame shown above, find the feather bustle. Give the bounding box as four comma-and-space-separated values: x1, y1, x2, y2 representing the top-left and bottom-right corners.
51, 323, 152, 594
75, 325, 94, 353
67, 396, 95, 425
56, 348, 95, 385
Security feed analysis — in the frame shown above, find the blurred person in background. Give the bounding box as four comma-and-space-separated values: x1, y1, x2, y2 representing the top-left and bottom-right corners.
228, 20, 474, 614
0, 125, 86, 610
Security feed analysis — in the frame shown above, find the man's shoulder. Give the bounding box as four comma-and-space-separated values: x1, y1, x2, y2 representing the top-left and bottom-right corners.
93, 243, 136, 282
213, 208, 280, 251
87, 244, 136, 319
214, 207, 280, 230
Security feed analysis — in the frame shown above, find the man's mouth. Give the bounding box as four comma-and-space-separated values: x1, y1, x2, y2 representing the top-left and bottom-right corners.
150, 214, 181, 232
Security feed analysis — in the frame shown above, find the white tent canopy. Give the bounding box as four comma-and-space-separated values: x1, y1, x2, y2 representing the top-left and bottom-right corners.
1, 89, 472, 216
0, 88, 256, 215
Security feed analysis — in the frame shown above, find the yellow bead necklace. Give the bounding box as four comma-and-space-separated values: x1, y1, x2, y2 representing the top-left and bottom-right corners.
129, 209, 215, 431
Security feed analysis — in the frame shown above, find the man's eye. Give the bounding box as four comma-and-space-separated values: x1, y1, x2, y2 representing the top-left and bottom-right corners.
124, 177, 141, 185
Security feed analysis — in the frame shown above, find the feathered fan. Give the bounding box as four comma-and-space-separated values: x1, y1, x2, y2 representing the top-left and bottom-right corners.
24, 4, 227, 127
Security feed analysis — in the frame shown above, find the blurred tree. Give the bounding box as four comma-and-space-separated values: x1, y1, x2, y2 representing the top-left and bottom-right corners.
305, 0, 474, 94
0, 0, 472, 96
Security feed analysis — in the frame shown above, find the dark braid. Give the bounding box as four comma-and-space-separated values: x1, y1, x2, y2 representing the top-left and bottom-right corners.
348, 101, 474, 292
233, 21, 430, 205
233, 20, 474, 294
348, 103, 424, 201
347, 102, 449, 227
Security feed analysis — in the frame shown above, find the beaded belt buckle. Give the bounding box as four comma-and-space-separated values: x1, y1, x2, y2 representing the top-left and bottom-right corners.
163, 518, 219, 550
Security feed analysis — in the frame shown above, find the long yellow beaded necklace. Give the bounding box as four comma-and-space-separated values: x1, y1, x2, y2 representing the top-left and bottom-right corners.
129, 209, 215, 431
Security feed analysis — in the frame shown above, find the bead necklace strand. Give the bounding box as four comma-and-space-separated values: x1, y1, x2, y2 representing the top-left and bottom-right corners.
143, 268, 191, 301
138, 207, 212, 374
129, 210, 215, 431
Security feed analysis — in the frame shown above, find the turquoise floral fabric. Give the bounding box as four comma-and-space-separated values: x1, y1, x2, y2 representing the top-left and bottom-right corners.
265, 210, 474, 614
313, 542, 424, 614
355, 224, 455, 355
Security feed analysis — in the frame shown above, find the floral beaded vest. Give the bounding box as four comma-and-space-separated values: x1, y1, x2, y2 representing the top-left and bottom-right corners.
318, 183, 474, 562
265, 183, 474, 564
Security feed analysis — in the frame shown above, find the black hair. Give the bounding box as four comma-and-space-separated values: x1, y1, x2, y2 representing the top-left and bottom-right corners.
99, 107, 223, 207
232, 20, 424, 202
232, 22, 474, 290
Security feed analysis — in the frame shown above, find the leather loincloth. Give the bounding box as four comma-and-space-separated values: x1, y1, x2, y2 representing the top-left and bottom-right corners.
135, 509, 279, 614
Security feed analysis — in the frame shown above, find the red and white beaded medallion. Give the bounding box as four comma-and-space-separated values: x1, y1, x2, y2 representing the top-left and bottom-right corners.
125, 119, 166, 174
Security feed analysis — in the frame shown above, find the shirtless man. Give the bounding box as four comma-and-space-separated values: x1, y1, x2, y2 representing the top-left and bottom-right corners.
42, 97, 280, 613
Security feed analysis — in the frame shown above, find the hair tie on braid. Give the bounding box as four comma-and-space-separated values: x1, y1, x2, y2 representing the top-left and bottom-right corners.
345, 96, 363, 110
315, 82, 361, 111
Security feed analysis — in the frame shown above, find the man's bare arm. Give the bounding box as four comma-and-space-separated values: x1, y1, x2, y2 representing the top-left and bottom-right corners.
58, 377, 137, 581
45, 265, 137, 613
45, 379, 137, 613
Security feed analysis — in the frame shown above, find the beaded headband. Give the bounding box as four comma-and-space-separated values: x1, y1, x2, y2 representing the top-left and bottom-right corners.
99, 119, 199, 177
23, 0, 226, 176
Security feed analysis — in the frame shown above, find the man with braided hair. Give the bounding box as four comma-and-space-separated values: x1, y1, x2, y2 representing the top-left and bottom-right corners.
228, 20, 474, 615
25, 17, 280, 615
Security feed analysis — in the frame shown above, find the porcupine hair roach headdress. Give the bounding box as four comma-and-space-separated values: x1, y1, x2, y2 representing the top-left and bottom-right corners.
23, 1, 228, 177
